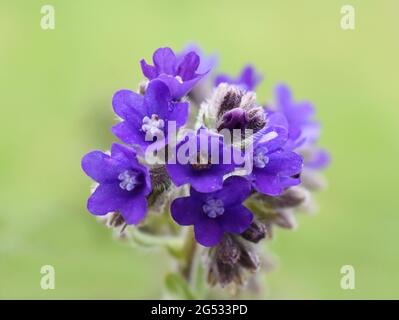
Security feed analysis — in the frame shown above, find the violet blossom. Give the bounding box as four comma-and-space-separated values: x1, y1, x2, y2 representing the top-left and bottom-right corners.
171, 176, 253, 247
166, 128, 236, 193
140, 47, 209, 99
81, 143, 151, 224
112, 79, 188, 151
247, 112, 303, 196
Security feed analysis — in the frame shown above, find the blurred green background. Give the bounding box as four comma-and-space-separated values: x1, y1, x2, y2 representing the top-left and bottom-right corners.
1, 0, 398, 299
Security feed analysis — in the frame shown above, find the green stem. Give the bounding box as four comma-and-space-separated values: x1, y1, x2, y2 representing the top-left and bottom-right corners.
180, 229, 197, 282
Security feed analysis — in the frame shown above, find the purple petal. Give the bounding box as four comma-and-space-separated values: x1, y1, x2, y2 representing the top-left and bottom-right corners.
179, 44, 218, 75
275, 84, 292, 111
219, 205, 253, 233
266, 151, 303, 176
189, 172, 225, 193
166, 159, 194, 187
215, 74, 233, 87
112, 90, 145, 121
213, 176, 252, 207
215, 65, 262, 91
252, 151, 303, 195
194, 218, 223, 247
87, 184, 128, 215
167, 101, 189, 128
153, 47, 177, 75
110, 143, 139, 167
158, 73, 203, 99
239, 65, 263, 91
278, 176, 301, 189
180, 76, 203, 96
253, 114, 288, 152
143, 80, 171, 119
111, 121, 148, 148
177, 51, 200, 81
140, 59, 158, 79
81, 151, 124, 183
252, 173, 285, 196
120, 195, 148, 225
306, 149, 330, 170
171, 197, 202, 226
265, 111, 289, 130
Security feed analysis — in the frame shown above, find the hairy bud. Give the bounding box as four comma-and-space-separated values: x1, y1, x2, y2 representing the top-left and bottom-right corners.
241, 220, 267, 243
207, 235, 261, 287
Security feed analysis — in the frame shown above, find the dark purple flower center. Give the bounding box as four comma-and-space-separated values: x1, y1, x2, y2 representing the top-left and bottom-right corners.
202, 198, 224, 218
118, 170, 141, 191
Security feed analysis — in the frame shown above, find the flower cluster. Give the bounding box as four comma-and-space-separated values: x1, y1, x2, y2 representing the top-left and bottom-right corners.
82, 46, 329, 293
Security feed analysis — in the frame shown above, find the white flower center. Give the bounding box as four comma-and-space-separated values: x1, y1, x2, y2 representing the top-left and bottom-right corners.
253, 147, 269, 168
175, 75, 183, 84
203, 198, 224, 218
141, 114, 165, 136
118, 170, 139, 191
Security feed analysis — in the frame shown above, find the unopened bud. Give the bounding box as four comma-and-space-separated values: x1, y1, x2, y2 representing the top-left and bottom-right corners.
273, 210, 297, 229
245, 106, 266, 132
239, 248, 260, 272
241, 221, 267, 243
216, 235, 241, 265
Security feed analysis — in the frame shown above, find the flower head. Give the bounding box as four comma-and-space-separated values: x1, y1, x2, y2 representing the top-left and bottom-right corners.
112, 80, 188, 151
81, 143, 151, 224
140, 47, 209, 99
171, 176, 253, 247
166, 128, 237, 193
215, 65, 263, 92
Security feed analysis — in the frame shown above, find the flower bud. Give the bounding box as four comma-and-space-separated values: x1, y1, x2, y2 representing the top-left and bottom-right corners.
245, 106, 266, 132
251, 187, 308, 209
239, 246, 260, 272
273, 210, 297, 229
301, 169, 327, 191
207, 235, 261, 287
241, 220, 267, 243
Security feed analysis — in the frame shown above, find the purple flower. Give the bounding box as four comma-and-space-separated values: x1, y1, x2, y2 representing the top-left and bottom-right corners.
179, 44, 218, 76
112, 80, 188, 151
81, 143, 151, 224
247, 112, 303, 196
273, 84, 330, 169
215, 65, 263, 91
274, 84, 319, 145
166, 128, 236, 193
171, 176, 253, 247
140, 47, 208, 99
